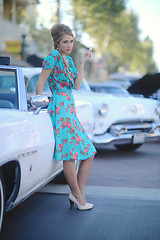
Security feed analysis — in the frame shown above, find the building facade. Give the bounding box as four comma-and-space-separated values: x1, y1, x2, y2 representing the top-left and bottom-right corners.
0, 0, 38, 58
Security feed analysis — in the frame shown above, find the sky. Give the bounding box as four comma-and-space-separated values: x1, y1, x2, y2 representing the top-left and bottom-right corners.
37, 0, 160, 70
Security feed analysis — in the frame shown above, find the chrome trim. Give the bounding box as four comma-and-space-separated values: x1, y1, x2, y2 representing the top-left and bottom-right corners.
93, 131, 160, 145
18, 150, 37, 159
93, 121, 160, 145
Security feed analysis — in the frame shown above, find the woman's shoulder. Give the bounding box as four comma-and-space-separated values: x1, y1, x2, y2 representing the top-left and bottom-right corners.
42, 50, 62, 69
48, 49, 61, 60
66, 55, 73, 62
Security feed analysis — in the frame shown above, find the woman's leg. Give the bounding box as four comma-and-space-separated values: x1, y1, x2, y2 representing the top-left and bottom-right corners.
77, 156, 94, 200
63, 161, 85, 205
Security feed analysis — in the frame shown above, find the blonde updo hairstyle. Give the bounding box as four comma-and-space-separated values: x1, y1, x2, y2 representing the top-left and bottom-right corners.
51, 24, 74, 79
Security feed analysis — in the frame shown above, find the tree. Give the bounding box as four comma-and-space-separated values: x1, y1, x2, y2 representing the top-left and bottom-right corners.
71, 0, 126, 54
129, 37, 158, 74
71, 0, 157, 74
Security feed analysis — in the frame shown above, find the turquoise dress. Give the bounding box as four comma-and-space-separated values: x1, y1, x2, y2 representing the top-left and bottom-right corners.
42, 49, 96, 161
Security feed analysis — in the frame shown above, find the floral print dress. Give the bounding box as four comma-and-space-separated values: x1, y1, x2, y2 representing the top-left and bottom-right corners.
42, 49, 96, 161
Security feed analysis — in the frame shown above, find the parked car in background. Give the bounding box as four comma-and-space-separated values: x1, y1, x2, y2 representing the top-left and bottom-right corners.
0, 61, 95, 232
89, 82, 130, 97
89, 82, 144, 98
108, 72, 141, 89
23, 67, 160, 153
74, 81, 160, 151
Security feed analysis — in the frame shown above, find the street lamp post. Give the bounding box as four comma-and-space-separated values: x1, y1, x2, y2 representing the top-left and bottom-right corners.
21, 34, 26, 61
19, 22, 29, 61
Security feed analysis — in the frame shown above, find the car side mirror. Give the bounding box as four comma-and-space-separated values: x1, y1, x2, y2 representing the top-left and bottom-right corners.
30, 95, 49, 114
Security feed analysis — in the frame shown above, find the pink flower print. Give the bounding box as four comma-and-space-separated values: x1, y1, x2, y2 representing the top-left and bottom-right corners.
83, 147, 89, 153
71, 137, 74, 140
70, 127, 74, 133
51, 109, 54, 115
58, 143, 64, 150
65, 153, 68, 157
61, 92, 66, 96
70, 107, 75, 115
56, 106, 61, 112
66, 96, 71, 101
73, 152, 78, 160
76, 136, 81, 142
60, 117, 63, 121
81, 128, 85, 133
56, 129, 59, 135
67, 122, 71, 128
55, 67, 59, 73
61, 121, 68, 128
69, 151, 72, 155
59, 102, 64, 107
63, 139, 67, 144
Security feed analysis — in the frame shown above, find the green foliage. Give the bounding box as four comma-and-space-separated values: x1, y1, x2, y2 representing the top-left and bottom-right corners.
71, 0, 157, 74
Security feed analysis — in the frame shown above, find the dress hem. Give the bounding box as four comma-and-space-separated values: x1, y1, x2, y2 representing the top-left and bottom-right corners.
54, 151, 97, 161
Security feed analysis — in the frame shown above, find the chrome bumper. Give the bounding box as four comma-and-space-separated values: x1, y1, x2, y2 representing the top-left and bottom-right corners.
93, 123, 160, 145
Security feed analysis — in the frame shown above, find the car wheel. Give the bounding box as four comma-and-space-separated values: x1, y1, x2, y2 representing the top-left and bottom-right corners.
0, 171, 5, 232
115, 144, 142, 151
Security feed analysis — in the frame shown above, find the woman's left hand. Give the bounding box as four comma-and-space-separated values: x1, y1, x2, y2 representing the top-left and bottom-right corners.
81, 48, 92, 63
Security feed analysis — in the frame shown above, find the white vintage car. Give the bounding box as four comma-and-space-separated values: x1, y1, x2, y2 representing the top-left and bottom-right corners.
23, 67, 160, 151
0, 60, 94, 231
74, 80, 160, 150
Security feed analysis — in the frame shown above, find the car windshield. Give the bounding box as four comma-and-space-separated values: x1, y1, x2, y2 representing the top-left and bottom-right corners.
80, 78, 91, 91
0, 69, 18, 109
90, 85, 129, 96
26, 74, 50, 93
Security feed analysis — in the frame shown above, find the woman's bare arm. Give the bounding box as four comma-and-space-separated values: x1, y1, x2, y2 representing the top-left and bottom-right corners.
36, 69, 52, 95
74, 48, 92, 90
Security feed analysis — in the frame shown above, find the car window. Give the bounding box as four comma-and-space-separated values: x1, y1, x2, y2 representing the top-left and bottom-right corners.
90, 85, 129, 96
27, 74, 50, 93
80, 78, 91, 91
0, 69, 18, 109
104, 86, 125, 94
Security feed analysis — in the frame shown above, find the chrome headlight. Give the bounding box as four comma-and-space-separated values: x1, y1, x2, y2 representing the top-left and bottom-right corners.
99, 104, 109, 116
156, 103, 160, 116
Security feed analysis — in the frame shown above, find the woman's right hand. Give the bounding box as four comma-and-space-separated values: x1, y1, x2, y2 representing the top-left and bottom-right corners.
80, 48, 92, 64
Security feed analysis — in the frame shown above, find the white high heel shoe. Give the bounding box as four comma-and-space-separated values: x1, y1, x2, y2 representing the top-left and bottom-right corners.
68, 193, 93, 210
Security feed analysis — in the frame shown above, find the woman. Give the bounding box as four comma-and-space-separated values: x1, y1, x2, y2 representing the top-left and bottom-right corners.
36, 23, 96, 210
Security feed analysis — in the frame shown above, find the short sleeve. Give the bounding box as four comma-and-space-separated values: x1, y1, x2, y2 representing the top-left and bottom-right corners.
42, 50, 61, 69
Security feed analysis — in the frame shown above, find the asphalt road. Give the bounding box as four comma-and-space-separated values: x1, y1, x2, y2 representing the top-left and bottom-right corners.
86, 142, 160, 189
1, 142, 160, 240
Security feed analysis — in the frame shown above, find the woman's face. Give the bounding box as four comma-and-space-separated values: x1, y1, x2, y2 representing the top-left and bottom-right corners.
58, 34, 74, 55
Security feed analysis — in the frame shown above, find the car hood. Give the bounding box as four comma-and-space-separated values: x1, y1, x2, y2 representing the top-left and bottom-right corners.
128, 73, 160, 97
73, 89, 160, 135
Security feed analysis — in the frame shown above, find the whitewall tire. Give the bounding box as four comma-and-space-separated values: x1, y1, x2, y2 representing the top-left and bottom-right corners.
0, 172, 5, 232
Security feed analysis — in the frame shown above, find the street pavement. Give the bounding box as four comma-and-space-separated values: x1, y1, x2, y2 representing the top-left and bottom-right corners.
1, 142, 160, 240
